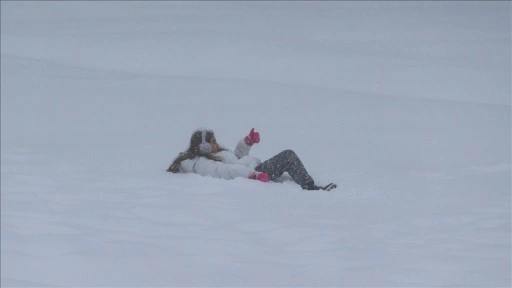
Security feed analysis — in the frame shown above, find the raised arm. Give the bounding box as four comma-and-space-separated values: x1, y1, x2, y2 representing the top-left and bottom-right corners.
234, 128, 260, 159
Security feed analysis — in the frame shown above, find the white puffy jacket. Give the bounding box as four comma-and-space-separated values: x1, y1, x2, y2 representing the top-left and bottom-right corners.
180, 138, 261, 180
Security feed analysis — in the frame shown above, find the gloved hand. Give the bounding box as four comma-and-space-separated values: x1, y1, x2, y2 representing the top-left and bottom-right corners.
249, 171, 270, 182
244, 128, 260, 146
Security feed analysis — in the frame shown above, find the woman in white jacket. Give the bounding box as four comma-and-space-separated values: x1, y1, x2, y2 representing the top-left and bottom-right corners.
167, 128, 336, 191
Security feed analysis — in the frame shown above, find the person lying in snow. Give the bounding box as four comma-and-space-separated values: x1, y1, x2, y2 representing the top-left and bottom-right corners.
167, 128, 336, 191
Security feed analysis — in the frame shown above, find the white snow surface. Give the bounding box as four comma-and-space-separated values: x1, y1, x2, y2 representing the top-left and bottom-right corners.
1, 2, 510, 286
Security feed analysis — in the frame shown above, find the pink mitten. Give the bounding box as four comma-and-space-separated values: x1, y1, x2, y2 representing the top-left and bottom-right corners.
249, 171, 270, 182
244, 128, 260, 146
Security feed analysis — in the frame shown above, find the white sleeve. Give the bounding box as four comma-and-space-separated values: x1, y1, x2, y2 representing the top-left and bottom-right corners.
234, 138, 252, 159
180, 158, 196, 172
194, 157, 254, 180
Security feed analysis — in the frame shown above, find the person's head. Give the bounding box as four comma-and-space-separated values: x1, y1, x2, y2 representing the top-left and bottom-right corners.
167, 129, 222, 173
189, 129, 220, 155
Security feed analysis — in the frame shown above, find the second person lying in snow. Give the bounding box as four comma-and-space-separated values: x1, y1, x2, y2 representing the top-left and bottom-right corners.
167, 128, 336, 191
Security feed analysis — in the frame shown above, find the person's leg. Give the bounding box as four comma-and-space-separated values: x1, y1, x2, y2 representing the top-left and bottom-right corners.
255, 149, 314, 187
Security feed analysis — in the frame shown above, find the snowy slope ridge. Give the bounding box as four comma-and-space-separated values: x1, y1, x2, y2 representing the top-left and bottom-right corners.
1, 1, 510, 286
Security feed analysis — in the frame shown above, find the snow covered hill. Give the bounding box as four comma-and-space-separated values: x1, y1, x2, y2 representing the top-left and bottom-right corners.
1, 2, 510, 286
